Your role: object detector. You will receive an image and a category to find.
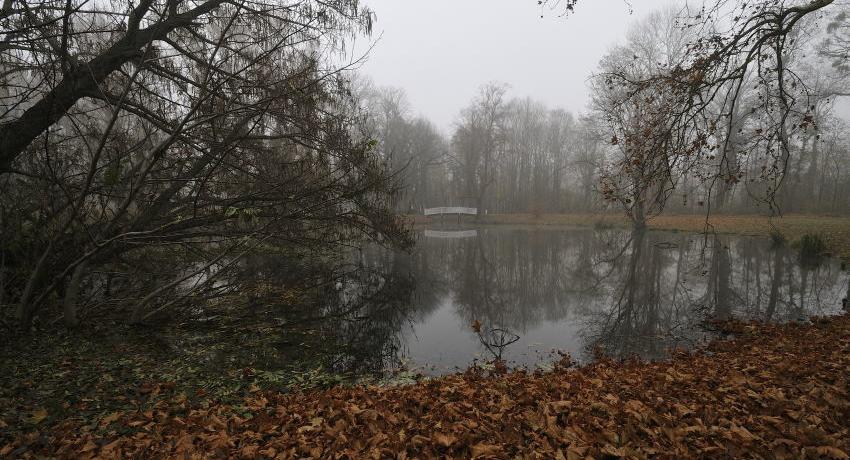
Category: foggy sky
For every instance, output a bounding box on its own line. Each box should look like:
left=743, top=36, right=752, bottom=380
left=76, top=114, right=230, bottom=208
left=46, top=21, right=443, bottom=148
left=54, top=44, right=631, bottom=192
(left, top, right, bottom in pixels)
left=356, top=0, right=675, bottom=132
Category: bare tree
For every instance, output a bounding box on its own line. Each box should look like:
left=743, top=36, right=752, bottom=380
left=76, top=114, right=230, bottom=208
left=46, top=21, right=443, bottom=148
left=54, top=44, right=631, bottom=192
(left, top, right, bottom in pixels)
left=0, top=0, right=411, bottom=330
left=452, top=83, right=508, bottom=214
left=591, top=7, right=705, bottom=228
left=355, top=81, right=449, bottom=212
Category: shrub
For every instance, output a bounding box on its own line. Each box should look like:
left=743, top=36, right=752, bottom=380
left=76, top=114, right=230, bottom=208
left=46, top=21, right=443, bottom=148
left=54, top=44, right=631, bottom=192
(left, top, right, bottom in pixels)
left=797, top=233, right=827, bottom=269
left=769, top=229, right=787, bottom=248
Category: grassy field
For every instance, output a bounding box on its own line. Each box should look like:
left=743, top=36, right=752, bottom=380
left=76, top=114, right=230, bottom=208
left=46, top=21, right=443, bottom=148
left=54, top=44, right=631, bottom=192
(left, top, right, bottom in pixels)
left=411, top=213, right=850, bottom=262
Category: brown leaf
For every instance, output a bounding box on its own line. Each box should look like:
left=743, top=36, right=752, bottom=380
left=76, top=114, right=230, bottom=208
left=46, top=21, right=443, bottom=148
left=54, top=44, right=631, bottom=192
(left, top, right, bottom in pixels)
left=729, top=423, right=758, bottom=442
left=258, top=447, right=277, bottom=457
left=100, top=412, right=121, bottom=427
left=0, top=444, right=14, bottom=456
left=434, top=432, right=457, bottom=447
left=624, top=399, right=646, bottom=420
left=566, top=446, right=589, bottom=460
left=410, top=435, right=430, bottom=447
left=79, top=441, right=98, bottom=453
left=100, top=438, right=122, bottom=456
left=812, top=446, right=849, bottom=460
left=470, top=443, right=501, bottom=458
left=550, top=400, right=571, bottom=413
left=602, top=444, right=627, bottom=457
left=28, top=408, right=48, bottom=424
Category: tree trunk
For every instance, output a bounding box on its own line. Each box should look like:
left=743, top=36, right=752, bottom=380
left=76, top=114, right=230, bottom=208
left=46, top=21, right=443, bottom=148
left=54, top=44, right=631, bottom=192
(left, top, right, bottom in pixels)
left=765, top=251, right=785, bottom=321
left=17, top=246, right=53, bottom=330
left=632, top=198, right=647, bottom=229
left=63, top=260, right=88, bottom=328
left=714, top=237, right=732, bottom=320
left=0, top=0, right=228, bottom=172
left=0, top=250, right=5, bottom=310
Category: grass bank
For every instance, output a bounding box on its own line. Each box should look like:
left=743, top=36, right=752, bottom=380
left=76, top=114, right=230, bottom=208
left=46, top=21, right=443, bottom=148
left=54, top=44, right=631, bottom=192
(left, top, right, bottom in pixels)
left=413, top=213, right=850, bottom=262
left=4, top=314, right=850, bottom=458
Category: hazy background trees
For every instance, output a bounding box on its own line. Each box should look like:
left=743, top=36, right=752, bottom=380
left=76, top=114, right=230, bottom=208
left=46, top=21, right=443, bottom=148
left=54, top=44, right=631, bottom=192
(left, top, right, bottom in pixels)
left=375, top=83, right=605, bottom=215
left=379, top=1, right=850, bottom=218
left=354, top=79, right=450, bottom=212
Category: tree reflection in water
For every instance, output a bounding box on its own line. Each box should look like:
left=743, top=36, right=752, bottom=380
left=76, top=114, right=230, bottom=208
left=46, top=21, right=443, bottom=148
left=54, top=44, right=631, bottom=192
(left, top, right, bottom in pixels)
left=352, top=227, right=848, bottom=374
left=189, top=228, right=848, bottom=379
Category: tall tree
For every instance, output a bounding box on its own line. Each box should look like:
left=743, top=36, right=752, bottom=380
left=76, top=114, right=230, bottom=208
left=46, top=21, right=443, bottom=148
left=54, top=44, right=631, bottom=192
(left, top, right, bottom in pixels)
left=591, top=7, right=703, bottom=228
left=452, top=83, right=508, bottom=214
left=0, top=0, right=410, bottom=329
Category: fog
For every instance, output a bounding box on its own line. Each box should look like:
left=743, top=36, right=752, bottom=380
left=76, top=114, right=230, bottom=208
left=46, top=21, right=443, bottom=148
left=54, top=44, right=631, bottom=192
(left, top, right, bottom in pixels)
left=2, top=0, right=849, bottom=369
left=3, top=2, right=850, bottom=455
left=358, top=0, right=674, bottom=132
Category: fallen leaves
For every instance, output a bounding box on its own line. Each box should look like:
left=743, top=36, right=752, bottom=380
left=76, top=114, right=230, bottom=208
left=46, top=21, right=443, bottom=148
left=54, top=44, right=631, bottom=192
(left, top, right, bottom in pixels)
left=4, top=314, right=850, bottom=459
left=99, top=412, right=121, bottom=428
left=811, top=445, right=850, bottom=460
left=26, top=409, right=47, bottom=425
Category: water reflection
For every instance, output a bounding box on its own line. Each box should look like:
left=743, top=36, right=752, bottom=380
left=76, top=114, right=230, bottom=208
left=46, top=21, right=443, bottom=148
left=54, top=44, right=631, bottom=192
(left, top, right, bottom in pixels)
left=352, top=227, right=848, bottom=375
left=181, top=227, right=848, bottom=379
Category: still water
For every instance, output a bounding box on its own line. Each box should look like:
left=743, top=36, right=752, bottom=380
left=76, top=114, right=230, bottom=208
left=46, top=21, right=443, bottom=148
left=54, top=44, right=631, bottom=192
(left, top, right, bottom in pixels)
left=347, top=226, right=849, bottom=376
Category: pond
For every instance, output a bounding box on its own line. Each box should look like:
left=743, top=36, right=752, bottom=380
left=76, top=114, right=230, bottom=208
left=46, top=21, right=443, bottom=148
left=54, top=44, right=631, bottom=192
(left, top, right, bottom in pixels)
left=169, top=225, right=849, bottom=382
left=346, top=226, right=849, bottom=376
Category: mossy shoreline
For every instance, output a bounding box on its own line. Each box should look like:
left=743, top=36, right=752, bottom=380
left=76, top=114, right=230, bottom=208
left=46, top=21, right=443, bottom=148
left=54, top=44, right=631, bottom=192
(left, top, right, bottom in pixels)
left=5, top=314, right=850, bottom=458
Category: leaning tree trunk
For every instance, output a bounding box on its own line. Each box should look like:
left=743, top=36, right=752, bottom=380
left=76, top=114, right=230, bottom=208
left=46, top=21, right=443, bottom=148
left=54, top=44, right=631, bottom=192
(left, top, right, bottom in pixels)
left=17, top=245, right=53, bottom=330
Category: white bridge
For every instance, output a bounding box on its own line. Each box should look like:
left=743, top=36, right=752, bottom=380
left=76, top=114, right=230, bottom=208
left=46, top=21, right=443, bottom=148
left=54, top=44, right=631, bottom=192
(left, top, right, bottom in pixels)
left=423, top=229, right=478, bottom=239
left=423, top=207, right=478, bottom=216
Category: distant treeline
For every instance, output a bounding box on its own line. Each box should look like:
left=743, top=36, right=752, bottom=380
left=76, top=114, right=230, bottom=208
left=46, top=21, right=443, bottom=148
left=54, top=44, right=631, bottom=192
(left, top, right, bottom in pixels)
left=361, top=5, right=850, bottom=219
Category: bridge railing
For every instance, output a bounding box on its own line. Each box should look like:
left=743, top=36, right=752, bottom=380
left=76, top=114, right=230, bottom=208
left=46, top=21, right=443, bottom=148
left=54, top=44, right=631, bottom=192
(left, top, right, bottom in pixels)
left=423, top=207, right=478, bottom=216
